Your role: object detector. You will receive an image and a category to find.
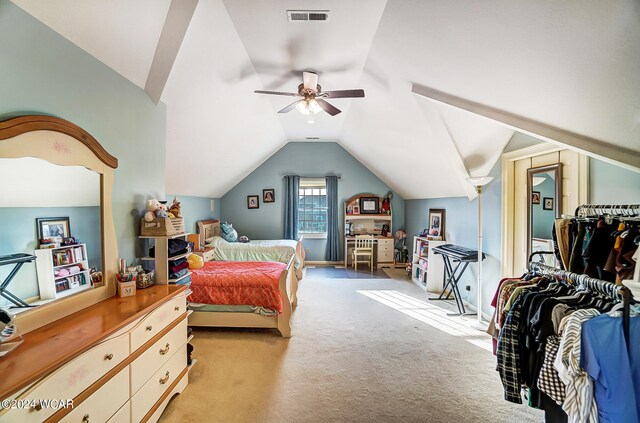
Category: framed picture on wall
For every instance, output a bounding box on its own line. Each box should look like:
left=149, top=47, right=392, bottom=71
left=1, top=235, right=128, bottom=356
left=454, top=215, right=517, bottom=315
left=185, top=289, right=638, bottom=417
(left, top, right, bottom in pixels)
left=359, top=196, right=380, bottom=214
left=532, top=191, right=541, bottom=204
left=543, top=197, right=554, bottom=210
left=428, top=209, right=445, bottom=239
left=263, top=189, right=275, bottom=203
left=247, top=195, right=259, bottom=209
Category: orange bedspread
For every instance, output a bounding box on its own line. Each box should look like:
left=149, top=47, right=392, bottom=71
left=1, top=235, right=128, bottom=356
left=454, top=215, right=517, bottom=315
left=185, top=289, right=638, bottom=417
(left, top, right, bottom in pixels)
left=188, top=261, right=287, bottom=313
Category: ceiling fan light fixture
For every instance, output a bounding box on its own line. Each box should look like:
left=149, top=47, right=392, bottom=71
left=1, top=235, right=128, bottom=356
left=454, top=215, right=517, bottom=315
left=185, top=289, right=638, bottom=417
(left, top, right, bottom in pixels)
left=295, top=99, right=322, bottom=115
left=308, top=99, right=322, bottom=114
left=296, top=100, right=311, bottom=115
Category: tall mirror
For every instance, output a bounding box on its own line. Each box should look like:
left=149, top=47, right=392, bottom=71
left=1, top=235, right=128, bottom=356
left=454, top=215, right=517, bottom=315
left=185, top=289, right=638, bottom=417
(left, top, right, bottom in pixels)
left=527, top=163, right=562, bottom=266
left=0, top=115, right=118, bottom=333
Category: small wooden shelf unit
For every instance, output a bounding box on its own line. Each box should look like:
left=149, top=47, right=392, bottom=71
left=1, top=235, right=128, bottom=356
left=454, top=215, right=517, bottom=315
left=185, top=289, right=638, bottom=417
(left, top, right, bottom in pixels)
left=139, top=233, right=192, bottom=284
left=411, top=236, right=445, bottom=292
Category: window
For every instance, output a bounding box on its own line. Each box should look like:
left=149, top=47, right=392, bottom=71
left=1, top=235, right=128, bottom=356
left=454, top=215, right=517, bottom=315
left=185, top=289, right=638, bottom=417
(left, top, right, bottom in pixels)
left=298, top=178, right=327, bottom=238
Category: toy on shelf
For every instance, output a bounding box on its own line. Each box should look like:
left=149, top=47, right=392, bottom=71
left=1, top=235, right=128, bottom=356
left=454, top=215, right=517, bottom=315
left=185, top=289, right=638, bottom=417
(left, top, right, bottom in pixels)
left=169, top=197, right=182, bottom=218
left=144, top=199, right=160, bottom=222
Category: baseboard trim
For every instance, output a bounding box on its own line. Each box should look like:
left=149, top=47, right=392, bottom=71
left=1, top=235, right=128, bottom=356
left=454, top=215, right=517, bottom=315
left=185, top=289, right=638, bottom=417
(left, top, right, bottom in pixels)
left=305, top=261, right=344, bottom=267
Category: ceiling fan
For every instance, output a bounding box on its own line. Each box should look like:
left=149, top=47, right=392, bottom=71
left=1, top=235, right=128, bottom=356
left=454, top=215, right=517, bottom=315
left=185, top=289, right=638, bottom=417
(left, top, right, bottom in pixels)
left=254, top=71, right=364, bottom=116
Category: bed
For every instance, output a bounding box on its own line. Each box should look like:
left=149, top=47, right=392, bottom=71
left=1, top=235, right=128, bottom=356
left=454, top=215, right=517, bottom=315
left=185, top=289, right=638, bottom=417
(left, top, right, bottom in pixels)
left=187, top=255, right=296, bottom=337
left=197, top=219, right=305, bottom=282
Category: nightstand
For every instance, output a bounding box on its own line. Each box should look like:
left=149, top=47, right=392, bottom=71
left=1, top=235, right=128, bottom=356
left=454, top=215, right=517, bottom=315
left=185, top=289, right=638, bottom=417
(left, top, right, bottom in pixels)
left=193, top=247, right=215, bottom=262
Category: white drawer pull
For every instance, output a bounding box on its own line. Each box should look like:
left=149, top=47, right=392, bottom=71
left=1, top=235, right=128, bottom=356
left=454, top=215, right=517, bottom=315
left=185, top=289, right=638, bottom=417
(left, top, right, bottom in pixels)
left=159, top=343, right=170, bottom=355
left=83, top=414, right=90, bottom=423
left=146, top=325, right=153, bottom=331
left=159, top=371, right=170, bottom=385
left=104, top=353, right=114, bottom=361
left=174, top=306, right=180, bottom=311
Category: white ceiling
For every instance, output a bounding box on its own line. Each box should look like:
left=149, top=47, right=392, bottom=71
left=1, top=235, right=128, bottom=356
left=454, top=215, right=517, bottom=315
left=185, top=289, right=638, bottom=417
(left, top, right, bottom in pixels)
left=0, top=157, right=100, bottom=207
left=11, top=0, right=640, bottom=199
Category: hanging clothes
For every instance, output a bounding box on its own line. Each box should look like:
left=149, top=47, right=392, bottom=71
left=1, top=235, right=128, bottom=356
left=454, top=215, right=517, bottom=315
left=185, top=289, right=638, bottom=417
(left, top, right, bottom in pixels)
left=492, top=267, right=638, bottom=423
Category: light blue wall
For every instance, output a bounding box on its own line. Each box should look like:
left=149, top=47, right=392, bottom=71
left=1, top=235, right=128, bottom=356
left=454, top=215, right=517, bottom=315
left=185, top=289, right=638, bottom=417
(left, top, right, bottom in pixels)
left=589, top=158, right=640, bottom=203
left=405, top=160, right=502, bottom=317
left=0, top=207, right=101, bottom=307
left=0, top=1, right=167, bottom=264
left=531, top=177, right=556, bottom=239
left=220, top=142, right=405, bottom=261
left=165, top=195, right=221, bottom=235
left=405, top=134, right=640, bottom=317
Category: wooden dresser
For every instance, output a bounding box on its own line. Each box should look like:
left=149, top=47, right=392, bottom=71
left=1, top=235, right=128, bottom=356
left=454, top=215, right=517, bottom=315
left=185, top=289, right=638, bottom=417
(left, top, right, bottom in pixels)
left=0, top=285, right=189, bottom=423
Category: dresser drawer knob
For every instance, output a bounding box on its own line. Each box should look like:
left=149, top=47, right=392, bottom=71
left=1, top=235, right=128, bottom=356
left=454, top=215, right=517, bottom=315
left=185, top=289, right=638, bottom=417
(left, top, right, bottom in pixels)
left=159, top=371, right=170, bottom=385
left=30, top=402, right=42, bottom=412
left=104, top=353, right=114, bottom=361
left=174, top=306, right=180, bottom=311
left=146, top=325, right=153, bottom=331
left=82, top=414, right=90, bottom=423
left=159, top=343, right=170, bottom=355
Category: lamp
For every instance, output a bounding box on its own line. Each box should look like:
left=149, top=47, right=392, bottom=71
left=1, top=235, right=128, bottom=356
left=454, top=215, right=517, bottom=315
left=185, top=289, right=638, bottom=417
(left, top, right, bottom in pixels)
left=296, top=98, right=322, bottom=115
left=466, top=176, right=493, bottom=328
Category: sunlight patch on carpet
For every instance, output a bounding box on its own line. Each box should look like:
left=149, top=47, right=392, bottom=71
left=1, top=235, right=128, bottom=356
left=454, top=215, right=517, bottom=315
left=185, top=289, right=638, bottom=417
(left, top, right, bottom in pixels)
left=358, top=290, right=493, bottom=352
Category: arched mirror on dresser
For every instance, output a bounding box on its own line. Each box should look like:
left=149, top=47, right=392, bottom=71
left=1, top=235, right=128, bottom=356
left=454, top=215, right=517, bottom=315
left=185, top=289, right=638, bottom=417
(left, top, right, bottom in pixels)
left=0, top=115, right=118, bottom=333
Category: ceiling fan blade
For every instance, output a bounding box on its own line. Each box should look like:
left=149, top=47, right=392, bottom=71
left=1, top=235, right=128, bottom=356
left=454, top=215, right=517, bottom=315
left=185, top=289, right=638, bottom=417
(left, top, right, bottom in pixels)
left=316, top=99, right=341, bottom=116
left=278, top=100, right=301, bottom=114
left=322, top=89, right=365, bottom=98
left=303, top=71, right=319, bottom=91
left=254, top=90, right=300, bottom=97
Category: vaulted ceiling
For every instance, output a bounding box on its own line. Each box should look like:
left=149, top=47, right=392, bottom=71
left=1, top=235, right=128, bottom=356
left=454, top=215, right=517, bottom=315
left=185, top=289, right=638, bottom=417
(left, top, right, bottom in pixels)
left=11, top=0, right=640, bottom=199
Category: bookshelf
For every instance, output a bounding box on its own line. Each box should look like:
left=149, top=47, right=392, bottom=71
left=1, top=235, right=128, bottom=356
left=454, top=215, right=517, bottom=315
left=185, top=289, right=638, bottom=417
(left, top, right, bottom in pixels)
left=139, top=233, right=191, bottom=284
left=411, top=237, right=445, bottom=292
left=35, top=244, right=92, bottom=300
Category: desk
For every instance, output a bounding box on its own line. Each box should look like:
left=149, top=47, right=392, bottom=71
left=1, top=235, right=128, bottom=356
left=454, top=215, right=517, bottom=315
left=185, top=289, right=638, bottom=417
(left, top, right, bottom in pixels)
left=344, top=236, right=394, bottom=268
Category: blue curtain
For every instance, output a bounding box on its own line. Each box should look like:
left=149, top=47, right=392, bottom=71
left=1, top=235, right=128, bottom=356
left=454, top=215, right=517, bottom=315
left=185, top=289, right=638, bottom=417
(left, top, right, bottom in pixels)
left=283, top=175, right=300, bottom=239
left=325, top=175, right=340, bottom=261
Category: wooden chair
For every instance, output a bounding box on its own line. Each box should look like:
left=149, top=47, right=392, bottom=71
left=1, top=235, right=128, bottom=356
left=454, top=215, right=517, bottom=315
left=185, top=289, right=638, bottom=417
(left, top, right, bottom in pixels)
left=352, top=235, right=375, bottom=273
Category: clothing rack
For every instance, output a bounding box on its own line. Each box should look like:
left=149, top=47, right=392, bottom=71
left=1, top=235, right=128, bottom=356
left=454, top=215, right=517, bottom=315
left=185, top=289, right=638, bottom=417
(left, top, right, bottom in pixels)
left=529, top=260, right=633, bottom=347
left=575, top=204, right=640, bottom=218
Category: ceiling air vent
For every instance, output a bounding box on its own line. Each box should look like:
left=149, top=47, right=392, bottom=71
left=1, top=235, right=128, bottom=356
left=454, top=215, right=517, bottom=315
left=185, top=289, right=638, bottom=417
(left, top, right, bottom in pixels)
left=287, top=10, right=329, bottom=22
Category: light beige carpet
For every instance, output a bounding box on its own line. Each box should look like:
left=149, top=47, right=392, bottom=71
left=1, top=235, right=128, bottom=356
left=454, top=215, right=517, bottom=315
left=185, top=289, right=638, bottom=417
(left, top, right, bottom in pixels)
left=161, top=269, right=542, bottom=423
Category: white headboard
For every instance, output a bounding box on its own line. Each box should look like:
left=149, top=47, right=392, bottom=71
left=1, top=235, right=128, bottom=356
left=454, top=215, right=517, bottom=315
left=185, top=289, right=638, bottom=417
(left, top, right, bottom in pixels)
left=197, top=219, right=221, bottom=248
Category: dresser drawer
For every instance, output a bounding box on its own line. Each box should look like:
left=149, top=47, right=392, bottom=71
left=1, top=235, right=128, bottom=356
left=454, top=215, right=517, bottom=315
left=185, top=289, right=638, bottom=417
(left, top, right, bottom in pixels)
left=377, top=238, right=393, bottom=248
left=107, top=401, right=130, bottom=423
left=378, top=251, right=394, bottom=262
left=60, top=367, right=129, bottom=423
left=131, top=295, right=186, bottom=352
left=130, top=318, right=187, bottom=395
left=131, top=344, right=187, bottom=423
left=3, top=333, right=128, bottom=423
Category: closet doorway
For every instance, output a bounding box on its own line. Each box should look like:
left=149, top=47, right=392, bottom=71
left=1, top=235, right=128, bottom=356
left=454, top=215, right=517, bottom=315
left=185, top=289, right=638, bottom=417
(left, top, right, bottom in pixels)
left=501, top=144, right=589, bottom=277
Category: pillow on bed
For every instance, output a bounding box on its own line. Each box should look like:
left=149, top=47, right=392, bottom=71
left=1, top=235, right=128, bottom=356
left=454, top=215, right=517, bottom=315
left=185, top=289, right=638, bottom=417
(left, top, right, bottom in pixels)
left=220, top=221, right=238, bottom=242
left=204, top=237, right=215, bottom=245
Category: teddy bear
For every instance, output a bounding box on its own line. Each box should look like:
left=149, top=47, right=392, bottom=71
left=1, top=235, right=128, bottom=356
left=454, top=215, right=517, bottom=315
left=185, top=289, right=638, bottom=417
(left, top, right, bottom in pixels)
left=144, top=199, right=161, bottom=222
left=168, top=197, right=182, bottom=219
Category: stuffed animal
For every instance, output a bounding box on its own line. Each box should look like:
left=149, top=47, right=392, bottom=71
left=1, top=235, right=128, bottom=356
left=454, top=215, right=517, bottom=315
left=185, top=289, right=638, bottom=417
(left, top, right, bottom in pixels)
left=169, top=197, right=182, bottom=219
left=155, top=202, right=168, bottom=218
left=187, top=253, right=204, bottom=269
left=145, top=199, right=161, bottom=222
left=381, top=197, right=391, bottom=215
